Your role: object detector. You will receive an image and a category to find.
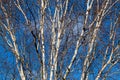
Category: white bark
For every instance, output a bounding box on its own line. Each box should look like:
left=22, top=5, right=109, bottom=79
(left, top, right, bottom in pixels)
left=49, top=5, right=57, bottom=80
left=16, top=59, right=25, bottom=80
left=63, top=40, right=80, bottom=79
left=0, top=3, right=25, bottom=80
left=81, top=0, right=110, bottom=80
left=54, top=4, right=61, bottom=80
left=40, top=0, right=47, bottom=80
left=14, top=0, right=29, bottom=24
left=95, top=11, right=119, bottom=80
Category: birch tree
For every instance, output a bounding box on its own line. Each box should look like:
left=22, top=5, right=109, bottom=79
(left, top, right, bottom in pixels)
left=0, top=0, right=120, bottom=80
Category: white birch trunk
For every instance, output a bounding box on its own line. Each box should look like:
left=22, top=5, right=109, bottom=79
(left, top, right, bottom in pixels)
left=95, top=10, right=119, bottom=80
left=40, top=0, right=47, bottom=80
left=81, top=0, right=110, bottom=79
left=0, top=3, right=26, bottom=80
left=49, top=7, right=57, bottom=80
